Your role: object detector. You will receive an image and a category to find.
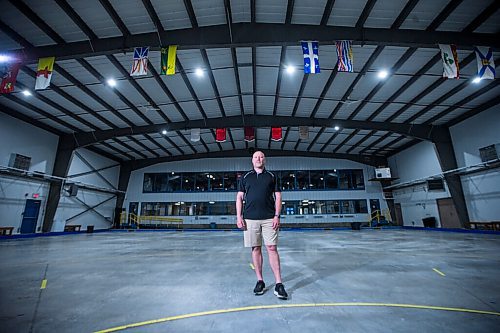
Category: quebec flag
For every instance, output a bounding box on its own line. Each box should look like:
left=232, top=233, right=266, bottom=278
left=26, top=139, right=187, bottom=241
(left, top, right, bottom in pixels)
left=301, top=41, right=320, bottom=74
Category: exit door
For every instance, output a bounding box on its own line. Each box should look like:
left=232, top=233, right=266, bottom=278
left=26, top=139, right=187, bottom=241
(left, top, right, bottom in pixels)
left=20, top=199, right=41, bottom=234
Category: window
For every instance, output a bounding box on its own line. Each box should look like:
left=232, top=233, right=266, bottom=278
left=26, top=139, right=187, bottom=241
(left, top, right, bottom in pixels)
left=143, top=169, right=364, bottom=193
left=326, top=200, right=341, bottom=214
left=296, top=170, right=309, bottom=190
left=309, top=170, right=325, bottom=190
left=351, top=170, right=365, bottom=189
left=195, top=173, right=210, bottom=191
left=281, top=171, right=295, bottom=190
left=325, top=170, right=339, bottom=189
left=211, top=172, right=225, bottom=191
left=168, top=172, right=181, bottom=191
left=182, top=173, right=196, bottom=191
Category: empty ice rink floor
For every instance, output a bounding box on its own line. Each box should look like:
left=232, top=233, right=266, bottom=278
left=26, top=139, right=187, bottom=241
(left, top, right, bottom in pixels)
left=1, top=228, right=500, bottom=332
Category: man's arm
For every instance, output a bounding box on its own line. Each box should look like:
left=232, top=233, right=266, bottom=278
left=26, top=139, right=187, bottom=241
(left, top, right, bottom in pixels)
left=236, top=191, right=246, bottom=230
left=273, top=191, right=282, bottom=230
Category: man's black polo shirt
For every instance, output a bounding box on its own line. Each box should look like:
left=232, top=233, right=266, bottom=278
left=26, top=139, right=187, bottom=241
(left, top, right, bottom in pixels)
left=238, top=169, right=281, bottom=220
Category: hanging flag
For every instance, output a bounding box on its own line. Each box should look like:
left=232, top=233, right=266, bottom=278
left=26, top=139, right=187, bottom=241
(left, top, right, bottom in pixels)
left=271, top=127, right=282, bottom=141
left=438, top=44, right=459, bottom=79
left=0, top=62, right=21, bottom=94
left=190, top=128, right=200, bottom=142
left=161, top=45, right=177, bottom=75
left=216, top=128, right=226, bottom=142
left=35, top=57, right=55, bottom=90
left=130, top=47, right=149, bottom=76
left=299, top=126, right=309, bottom=140
left=335, top=41, right=353, bottom=72
left=244, top=127, right=255, bottom=142
left=301, top=41, right=320, bottom=74
left=474, top=46, right=495, bottom=80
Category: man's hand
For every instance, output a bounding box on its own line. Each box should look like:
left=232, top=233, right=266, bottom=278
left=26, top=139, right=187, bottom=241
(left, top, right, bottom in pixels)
left=272, top=216, right=280, bottom=230
left=237, top=216, right=246, bottom=230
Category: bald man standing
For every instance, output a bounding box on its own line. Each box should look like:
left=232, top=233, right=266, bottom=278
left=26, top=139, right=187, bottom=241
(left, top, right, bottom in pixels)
left=236, top=150, right=288, bottom=299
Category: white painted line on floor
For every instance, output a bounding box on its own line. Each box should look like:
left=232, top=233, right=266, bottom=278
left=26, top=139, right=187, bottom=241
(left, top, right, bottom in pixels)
left=433, top=268, right=446, bottom=276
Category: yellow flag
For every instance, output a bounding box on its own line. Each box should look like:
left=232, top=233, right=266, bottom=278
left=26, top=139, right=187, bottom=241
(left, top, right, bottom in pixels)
left=167, top=45, right=177, bottom=75
left=35, top=57, right=55, bottom=90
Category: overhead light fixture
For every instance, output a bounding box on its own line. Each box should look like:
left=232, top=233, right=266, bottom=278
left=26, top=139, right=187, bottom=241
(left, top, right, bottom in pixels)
left=378, top=70, right=389, bottom=79
left=472, top=77, right=481, bottom=84
left=195, top=68, right=204, bottom=77
left=0, top=54, right=12, bottom=63
left=107, top=78, right=117, bottom=87
left=22, top=90, right=32, bottom=96
left=334, top=126, right=340, bottom=131
left=286, top=65, right=295, bottom=74
left=161, top=129, right=167, bottom=135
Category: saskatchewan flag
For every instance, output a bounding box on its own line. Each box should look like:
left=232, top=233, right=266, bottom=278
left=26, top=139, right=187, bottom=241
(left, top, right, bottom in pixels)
left=161, top=45, right=177, bottom=75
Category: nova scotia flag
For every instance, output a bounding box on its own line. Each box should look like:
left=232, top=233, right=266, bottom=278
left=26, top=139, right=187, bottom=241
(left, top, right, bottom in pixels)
left=302, top=41, right=320, bottom=74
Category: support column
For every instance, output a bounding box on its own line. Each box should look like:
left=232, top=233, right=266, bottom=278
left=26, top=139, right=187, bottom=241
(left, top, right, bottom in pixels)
left=113, top=162, right=132, bottom=228
left=433, top=127, right=470, bottom=228
left=42, top=139, right=74, bottom=232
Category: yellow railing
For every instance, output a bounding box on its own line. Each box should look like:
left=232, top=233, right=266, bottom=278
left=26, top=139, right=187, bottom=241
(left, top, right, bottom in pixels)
left=119, top=212, right=183, bottom=229
left=369, top=209, right=392, bottom=226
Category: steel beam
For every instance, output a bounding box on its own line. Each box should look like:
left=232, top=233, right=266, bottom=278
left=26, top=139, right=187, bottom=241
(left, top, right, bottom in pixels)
left=5, top=23, right=499, bottom=62
left=113, top=162, right=132, bottom=228
left=433, top=127, right=470, bottom=228
left=64, top=116, right=440, bottom=148
left=42, top=139, right=74, bottom=232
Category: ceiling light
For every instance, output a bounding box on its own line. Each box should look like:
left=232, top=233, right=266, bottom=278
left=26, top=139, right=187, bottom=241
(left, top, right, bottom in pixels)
left=0, top=54, right=12, bottom=63
left=195, top=68, right=203, bottom=77
left=22, top=90, right=31, bottom=96
left=107, top=78, right=117, bottom=87
left=472, top=77, right=481, bottom=84
left=334, top=126, right=340, bottom=131
left=378, top=70, right=389, bottom=79
left=286, top=65, right=295, bottom=74
left=161, top=129, right=167, bottom=135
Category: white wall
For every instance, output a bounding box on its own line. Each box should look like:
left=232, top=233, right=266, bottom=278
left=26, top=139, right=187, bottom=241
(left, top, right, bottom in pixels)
left=53, top=148, right=120, bottom=231
left=449, top=106, right=500, bottom=221
left=124, top=156, right=388, bottom=224
left=0, top=113, right=58, bottom=232
left=389, top=141, right=450, bottom=227
left=389, top=106, right=500, bottom=226
left=0, top=113, right=120, bottom=233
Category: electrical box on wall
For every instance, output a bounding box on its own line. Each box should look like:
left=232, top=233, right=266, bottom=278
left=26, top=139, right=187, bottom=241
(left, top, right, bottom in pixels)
left=375, top=167, right=392, bottom=179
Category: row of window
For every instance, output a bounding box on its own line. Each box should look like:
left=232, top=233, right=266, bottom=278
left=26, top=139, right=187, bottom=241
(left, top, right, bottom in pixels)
left=140, top=199, right=369, bottom=216
left=143, top=169, right=365, bottom=193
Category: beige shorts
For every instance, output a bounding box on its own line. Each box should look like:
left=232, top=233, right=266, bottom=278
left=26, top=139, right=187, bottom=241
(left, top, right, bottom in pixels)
left=244, top=219, right=278, bottom=247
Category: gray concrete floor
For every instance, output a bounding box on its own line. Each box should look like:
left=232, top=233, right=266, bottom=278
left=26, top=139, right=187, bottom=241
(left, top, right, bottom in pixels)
left=1, top=229, right=500, bottom=333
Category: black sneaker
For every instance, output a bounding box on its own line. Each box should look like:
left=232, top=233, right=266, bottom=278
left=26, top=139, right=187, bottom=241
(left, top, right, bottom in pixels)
left=274, top=283, right=288, bottom=300
left=253, top=280, right=265, bottom=295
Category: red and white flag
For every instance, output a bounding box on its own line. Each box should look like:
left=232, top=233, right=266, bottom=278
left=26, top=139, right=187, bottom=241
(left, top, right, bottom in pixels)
left=244, top=127, right=255, bottom=142
left=271, top=127, right=282, bottom=141
left=0, top=62, right=20, bottom=94
left=216, top=128, right=226, bottom=142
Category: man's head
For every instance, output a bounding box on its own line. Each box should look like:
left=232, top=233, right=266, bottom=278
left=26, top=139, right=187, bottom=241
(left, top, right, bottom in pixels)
left=252, top=150, right=266, bottom=169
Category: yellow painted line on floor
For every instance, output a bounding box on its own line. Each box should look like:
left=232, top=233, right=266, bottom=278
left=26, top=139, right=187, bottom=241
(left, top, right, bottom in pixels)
left=94, top=302, right=500, bottom=333
left=40, top=279, right=47, bottom=289
left=249, top=263, right=255, bottom=270
left=433, top=268, right=446, bottom=276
